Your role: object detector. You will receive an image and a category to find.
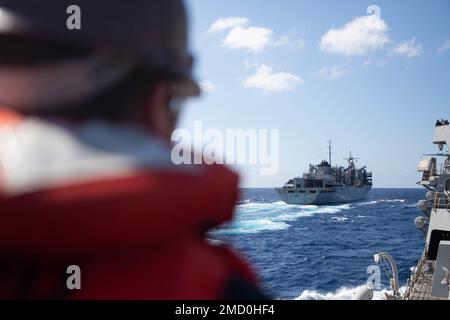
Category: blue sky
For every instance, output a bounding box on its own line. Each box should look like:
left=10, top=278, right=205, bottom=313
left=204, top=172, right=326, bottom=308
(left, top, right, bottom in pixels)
left=178, top=0, right=450, bottom=188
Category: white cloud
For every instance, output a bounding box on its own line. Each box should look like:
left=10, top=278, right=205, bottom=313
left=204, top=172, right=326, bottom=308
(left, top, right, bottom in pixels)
left=313, top=65, right=353, bottom=80
left=361, top=59, right=388, bottom=68
left=242, top=64, right=303, bottom=92
left=362, top=59, right=389, bottom=68
left=223, top=26, right=273, bottom=53
left=199, top=80, right=216, bottom=93
left=208, top=17, right=305, bottom=53
left=319, top=14, right=390, bottom=56
left=272, top=35, right=306, bottom=50
left=312, top=67, right=328, bottom=78
left=438, top=39, right=450, bottom=53
left=390, top=38, right=423, bottom=58
left=207, top=17, right=249, bottom=33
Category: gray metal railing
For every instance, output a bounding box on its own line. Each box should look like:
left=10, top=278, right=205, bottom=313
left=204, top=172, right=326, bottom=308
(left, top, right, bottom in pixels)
left=433, top=192, right=450, bottom=210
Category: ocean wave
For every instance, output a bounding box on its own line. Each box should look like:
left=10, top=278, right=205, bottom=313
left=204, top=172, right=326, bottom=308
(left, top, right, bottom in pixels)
left=294, top=284, right=407, bottom=300
left=358, top=200, right=378, bottom=206
left=315, top=204, right=351, bottom=214
left=215, top=219, right=290, bottom=234
left=216, top=202, right=352, bottom=234
left=236, top=201, right=316, bottom=210
left=331, top=216, right=349, bottom=222
left=226, top=188, right=423, bottom=300
left=359, top=199, right=406, bottom=206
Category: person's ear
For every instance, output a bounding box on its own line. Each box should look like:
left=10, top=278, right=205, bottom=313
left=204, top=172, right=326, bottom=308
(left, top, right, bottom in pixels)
left=142, top=81, right=173, bottom=141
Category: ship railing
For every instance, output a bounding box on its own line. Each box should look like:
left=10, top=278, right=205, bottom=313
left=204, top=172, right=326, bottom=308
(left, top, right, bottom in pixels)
left=404, top=249, right=428, bottom=300
left=433, top=192, right=450, bottom=210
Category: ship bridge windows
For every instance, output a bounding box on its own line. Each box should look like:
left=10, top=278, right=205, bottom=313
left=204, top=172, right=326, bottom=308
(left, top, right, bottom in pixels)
left=304, top=179, right=324, bottom=188
left=445, top=178, right=450, bottom=192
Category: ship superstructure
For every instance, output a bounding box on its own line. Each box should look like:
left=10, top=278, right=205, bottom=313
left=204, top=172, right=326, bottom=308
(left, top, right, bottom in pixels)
left=276, top=143, right=372, bottom=205
left=357, top=119, right=450, bottom=300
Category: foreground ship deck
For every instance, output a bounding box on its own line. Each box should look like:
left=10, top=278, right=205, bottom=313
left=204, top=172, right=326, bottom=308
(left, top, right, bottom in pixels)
left=404, top=251, right=448, bottom=300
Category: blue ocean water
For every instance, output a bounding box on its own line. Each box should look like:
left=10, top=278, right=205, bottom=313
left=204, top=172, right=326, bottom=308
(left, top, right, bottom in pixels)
left=212, top=188, right=427, bottom=300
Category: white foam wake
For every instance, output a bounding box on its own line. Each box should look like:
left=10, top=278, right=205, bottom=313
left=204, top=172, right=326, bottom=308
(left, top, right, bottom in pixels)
left=331, top=216, right=349, bottom=222
left=294, top=284, right=407, bottom=300
left=215, top=202, right=352, bottom=234
left=358, top=199, right=406, bottom=206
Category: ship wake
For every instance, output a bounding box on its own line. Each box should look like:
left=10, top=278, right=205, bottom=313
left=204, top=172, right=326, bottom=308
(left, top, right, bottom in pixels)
left=294, top=284, right=407, bottom=300
left=215, top=201, right=352, bottom=234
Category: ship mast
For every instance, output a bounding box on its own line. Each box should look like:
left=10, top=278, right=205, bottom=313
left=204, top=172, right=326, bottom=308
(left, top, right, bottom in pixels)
left=328, top=140, right=332, bottom=166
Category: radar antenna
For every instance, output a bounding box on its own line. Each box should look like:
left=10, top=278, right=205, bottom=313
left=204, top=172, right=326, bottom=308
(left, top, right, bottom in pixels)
left=343, top=151, right=359, bottom=164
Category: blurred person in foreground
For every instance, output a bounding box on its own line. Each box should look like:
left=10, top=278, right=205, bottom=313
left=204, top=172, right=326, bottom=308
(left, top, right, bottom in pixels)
left=0, top=0, right=267, bottom=299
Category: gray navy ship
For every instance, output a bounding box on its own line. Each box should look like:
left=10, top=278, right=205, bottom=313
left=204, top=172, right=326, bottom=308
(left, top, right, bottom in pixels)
left=276, top=143, right=372, bottom=205
left=353, top=119, right=450, bottom=300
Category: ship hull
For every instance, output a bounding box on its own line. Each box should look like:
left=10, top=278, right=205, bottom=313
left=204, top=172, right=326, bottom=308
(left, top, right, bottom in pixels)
left=277, top=185, right=372, bottom=205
